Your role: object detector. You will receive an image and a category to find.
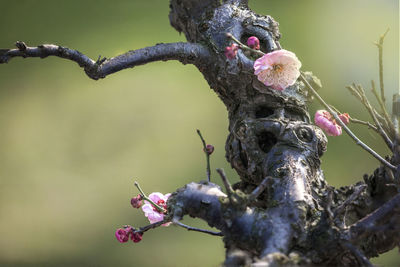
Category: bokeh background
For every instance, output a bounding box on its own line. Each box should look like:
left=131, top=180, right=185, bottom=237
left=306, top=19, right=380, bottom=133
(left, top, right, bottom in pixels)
left=0, top=0, right=398, bottom=266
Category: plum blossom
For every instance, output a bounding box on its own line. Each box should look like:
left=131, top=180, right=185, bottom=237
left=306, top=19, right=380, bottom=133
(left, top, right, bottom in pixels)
left=131, top=232, right=143, bottom=243
left=247, top=36, right=260, bottom=50
left=130, top=194, right=143, bottom=209
left=314, top=110, right=342, bottom=136
left=141, top=192, right=171, bottom=226
left=115, top=227, right=131, bottom=243
left=224, top=43, right=238, bottom=59
left=115, top=226, right=144, bottom=243
left=254, top=49, right=301, bottom=91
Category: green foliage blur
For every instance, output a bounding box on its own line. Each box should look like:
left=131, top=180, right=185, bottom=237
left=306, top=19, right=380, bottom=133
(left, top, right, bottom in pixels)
left=0, top=0, right=398, bottom=266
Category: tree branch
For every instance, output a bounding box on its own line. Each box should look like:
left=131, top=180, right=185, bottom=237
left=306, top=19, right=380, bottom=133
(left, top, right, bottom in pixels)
left=346, top=193, right=400, bottom=252
left=341, top=242, right=374, bottom=267
left=333, top=184, right=367, bottom=219
left=0, top=41, right=211, bottom=80
left=173, top=221, right=223, bottom=236
left=301, top=74, right=396, bottom=170
left=374, top=28, right=390, bottom=105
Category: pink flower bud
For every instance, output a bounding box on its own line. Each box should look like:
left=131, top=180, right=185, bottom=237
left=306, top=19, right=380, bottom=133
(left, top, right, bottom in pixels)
left=115, top=228, right=130, bottom=243
left=314, top=110, right=342, bottom=136
left=224, top=44, right=239, bottom=59
left=247, top=36, right=260, bottom=50
left=204, top=144, right=214, bottom=155
left=131, top=232, right=143, bottom=243
left=131, top=194, right=143, bottom=209
left=339, top=113, right=350, bottom=125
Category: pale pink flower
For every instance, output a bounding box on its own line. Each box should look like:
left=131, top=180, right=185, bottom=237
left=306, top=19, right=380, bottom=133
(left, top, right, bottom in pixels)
left=141, top=192, right=171, bottom=226
left=254, top=49, right=301, bottom=91
left=314, top=110, right=342, bottom=136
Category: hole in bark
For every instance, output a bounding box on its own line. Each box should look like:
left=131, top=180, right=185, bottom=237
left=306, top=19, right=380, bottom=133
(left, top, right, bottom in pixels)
left=257, top=131, right=277, bottom=153
left=284, top=107, right=303, bottom=121
left=255, top=106, right=274, bottom=118
left=296, top=127, right=313, bottom=143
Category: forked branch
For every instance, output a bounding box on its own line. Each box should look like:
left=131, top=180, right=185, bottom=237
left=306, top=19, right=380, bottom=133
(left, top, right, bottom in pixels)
left=0, top=42, right=211, bottom=80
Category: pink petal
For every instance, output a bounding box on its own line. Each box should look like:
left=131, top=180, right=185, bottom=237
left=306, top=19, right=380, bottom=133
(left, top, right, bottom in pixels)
left=148, top=192, right=164, bottom=203
left=253, top=49, right=301, bottom=91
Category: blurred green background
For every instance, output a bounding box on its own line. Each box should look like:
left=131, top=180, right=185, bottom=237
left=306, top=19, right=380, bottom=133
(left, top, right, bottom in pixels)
left=0, top=0, right=398, bottom=266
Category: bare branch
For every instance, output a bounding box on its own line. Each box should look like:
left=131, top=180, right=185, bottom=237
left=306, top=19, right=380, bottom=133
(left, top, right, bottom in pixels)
left=346, top=83, right=394, bottom=149
left=333, top=184, right=367, bottom=219
left=197, top=129, right=212, bottom=182
left=134, top=220, right=169, bottom=234
left=374, top=28, right=390, bottom=105
left=346, top=193, right=400, bottom=244
left=173, top=221, right=223, bottom=236
left=371, top=80, right=395, bottom=134
left=330, top=104, right=379, bottom=133
left=216, top=168, right=234, bottom=203
left=341, top=242, right=374, bottom=267
left=300, top=74, right=396, bottom=170
left=248, top=176, right=275, bottom=202
left=349, top=118, right=379, bottom=132
left=0, top=41, right=211, bottom=80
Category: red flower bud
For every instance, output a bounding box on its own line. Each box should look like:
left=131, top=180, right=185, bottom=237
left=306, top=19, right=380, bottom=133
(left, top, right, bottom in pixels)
left=204, top=144, right=214, bottom=155
left=131, top=232, right=143, bottom=243
left=131, top=194, right=143, bottom=209
left=115, top=228, right=130, bottom=243
left=247, top=36, right=260, bottom=50
left=224, top=44, right=238, bottom=59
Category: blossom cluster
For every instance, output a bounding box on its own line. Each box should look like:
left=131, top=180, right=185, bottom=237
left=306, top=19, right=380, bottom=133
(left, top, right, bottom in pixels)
left=115, top=191, right=171, bottom=244
left=115, top=226, right=143, bottom=243
left=224, top=36, right=301, bottom=91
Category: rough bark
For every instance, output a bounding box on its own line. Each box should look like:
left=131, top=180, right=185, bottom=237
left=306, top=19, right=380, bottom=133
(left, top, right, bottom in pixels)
left=1, top=0, right=399, bottom=266
left=166, top=1, right=400, bottom=265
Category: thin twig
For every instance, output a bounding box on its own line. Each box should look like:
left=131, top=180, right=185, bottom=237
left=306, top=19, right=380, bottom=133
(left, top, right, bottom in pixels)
left=357, top=83, right=393, bottom=149
left=333, top=184, right=367, bottom=219
left=374, top=28, right=390, bottom=105
left=300, top=74, right=396, bottom=170
left=216, top=168, right=234, bottom=203
left=134, top=220, right=169, bottom=234
left=134, top=181, right=166, bottom=213
left=371, top=80, right=395, bottom=134
left=174, top=221, right=223, bottom=236
left=345, top=85, right=363, bottom=102
left=0, top=41, right=211, bottom=80
left=248, top=176, right=274, bottom=202
left=346, top=84, right=393, bottom=149
left=342, top=242, right=374, bottom=267
left=226, top=33, right=264, bottom=56
left=197, top=129, right=211, bottom=182
left=329, top=104, right=379, bottom=132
